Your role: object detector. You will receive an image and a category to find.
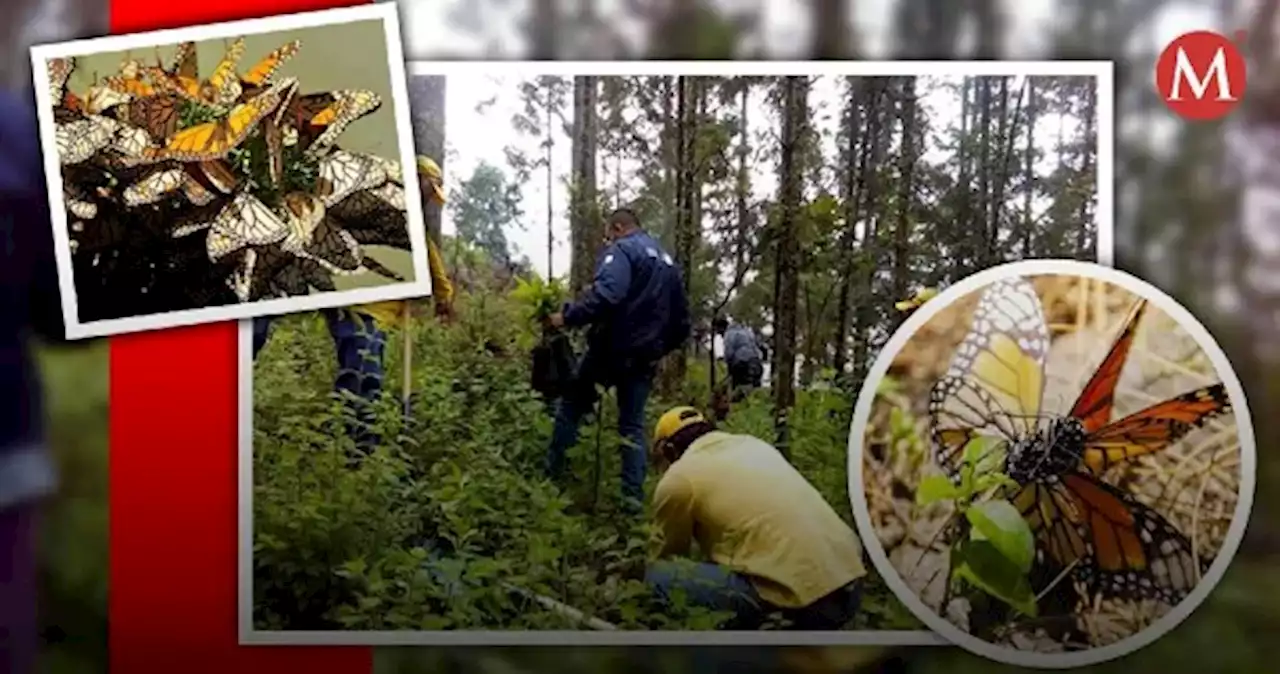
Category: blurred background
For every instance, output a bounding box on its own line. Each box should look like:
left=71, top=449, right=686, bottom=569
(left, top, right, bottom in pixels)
left=6, top=0, right=1280, bottom=672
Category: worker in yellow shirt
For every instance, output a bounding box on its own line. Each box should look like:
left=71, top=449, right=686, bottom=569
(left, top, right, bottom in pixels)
left=252, top=156, right=455, bottom=447
left=645, top=407, right=867, bottom=630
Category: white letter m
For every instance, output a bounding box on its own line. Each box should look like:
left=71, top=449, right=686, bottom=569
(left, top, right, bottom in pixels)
left=1170, top=46, right=1236, bottom=101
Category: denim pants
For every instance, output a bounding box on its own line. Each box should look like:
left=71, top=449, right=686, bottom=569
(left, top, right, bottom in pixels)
left=0, top=503, right=37, bottom=674
left=544, top=353, right=652, bottom=508
left=253, top=311, right=387, bottom=447
left=645, top=560, right=862, bottom=630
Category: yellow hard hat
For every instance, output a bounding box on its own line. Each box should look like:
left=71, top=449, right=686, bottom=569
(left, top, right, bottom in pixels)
left=653, top=406, right=708, bottom=455
left=416, top=155, right=447, bottom=205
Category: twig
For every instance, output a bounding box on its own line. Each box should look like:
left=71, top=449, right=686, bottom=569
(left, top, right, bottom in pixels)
left=501, top=582, right=618, bottom=630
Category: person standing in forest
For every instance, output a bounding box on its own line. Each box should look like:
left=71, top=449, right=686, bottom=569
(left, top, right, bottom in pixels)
left=252, top=156, right=455, bottom=448
left=713, top=316, right=764, bottom=398
left=544, top=208, right=690, bottom=513
left=644, top=407, right=866, bottom=629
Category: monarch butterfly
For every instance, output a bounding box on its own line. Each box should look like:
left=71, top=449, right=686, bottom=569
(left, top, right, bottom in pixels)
left=102, top=57, right=157, bottom=98
left=274, top=87, right=382, bottom=156
left=149, top=37, right=246, bottom=109
left=238, top=39, right=301, bottom=95
left=202, top=191, right=293, bottom=261
left=115, top=93, right=182, bottom=143
left=314, top=149, right=390, bottom=207
left=47, top=57, right=76, bottom=109
left=66, top=193, right=98, bottom=220
left=330, top=183, right=410, bottom=249
left=275, top=192, right=364, bottom=274
left=55, top=115, right=120, bottom=166
left=928, top=276, right=1232, bottom=606
left=122, top=166, right=187, bottom=206
left=83, top=84, right=134, bottom=116
left=116, top=79, right=289, bottom=166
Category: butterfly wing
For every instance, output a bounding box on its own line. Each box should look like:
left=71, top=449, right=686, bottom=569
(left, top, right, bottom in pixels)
left=142, top=80, right=288, bottom=163
left=56, top=116, right=119, bottom=165
left=121, top=94, right=181, bottom=142
left=1016, top=473, right=1200, bottom=605
left=48, top=57, right=76, bottom=108
left=1081, top=383, right=1232, bottom=475
left=205, top=192, right=290, bottom=260
left=123, top=166, right=187, bottom=206
left=929, top=277, right=1051, bottom=476
left=1068, top=300, right=1148, bottom=433
left=315, top=150, right=388, bottom=208
left=206, top=37, right=247, bottom=106
left=240, top=39, right=300, bottom=90
left=285, top=89, right=381, bottom=154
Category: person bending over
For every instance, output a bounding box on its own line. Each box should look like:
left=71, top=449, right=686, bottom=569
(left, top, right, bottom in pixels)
left=645, top=407, right=866, bottom=630
left=544, top=208, right=690, bottom=513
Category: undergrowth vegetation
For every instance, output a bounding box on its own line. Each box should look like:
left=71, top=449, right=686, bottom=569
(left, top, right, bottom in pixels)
left=252, top=291, right=919, bottom=631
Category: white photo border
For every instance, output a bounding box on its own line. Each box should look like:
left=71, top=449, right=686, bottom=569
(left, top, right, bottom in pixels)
left=30, top=3, right=432, bottom=340
left=239, top=60, right=1114, bottom=646
left=845, top=259, right=1256, bottom=668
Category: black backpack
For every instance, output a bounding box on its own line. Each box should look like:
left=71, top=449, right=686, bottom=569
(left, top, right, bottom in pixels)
left=530, top=328, right=576, bottom=402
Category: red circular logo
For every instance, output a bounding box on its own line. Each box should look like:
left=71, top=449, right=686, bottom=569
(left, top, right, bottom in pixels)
left=1155, top=30, right=1248, bottom=121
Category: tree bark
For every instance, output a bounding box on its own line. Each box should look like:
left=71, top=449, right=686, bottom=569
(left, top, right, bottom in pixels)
left=773, top=76, right=809, bottom=456
left=409, top=75, right=447, bottom=249
left=891, top=77, right=918, bottom=320
left=570, top=76, right=600, bottom=294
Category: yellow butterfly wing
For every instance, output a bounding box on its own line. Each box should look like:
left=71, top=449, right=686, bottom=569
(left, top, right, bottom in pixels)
left=928, top=276, right=1050, bottom=476
left=158, top=81, right=288, bottom=162
left=241, top=39, right=300, bottom=88
left=206, top=37, right=247, bottom=106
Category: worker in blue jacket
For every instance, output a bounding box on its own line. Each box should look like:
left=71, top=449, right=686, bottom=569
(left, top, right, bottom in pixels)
left=545, top=208, right=691, bottom=513
left=0, top=86, right=64, bottom=674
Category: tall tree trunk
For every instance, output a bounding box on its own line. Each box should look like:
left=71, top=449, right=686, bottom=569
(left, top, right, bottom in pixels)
left=773, top=76, right=809, bottom=457
left=891, top=77, right=918, bottom=323
left=832, top=78, right=868, bottom=377
left=409, top=75, right=447, bottom=250
left=977, top=78, right=994, bottom=265
left=570, top=76, right=600, bottom=294
left=546, top=90, right=555, bottom=279
left=1076, top=81, right=1097, bottom=256
left=955, top=78, right=974, bottom=278
left=711, top=80, right=755, bottom=398
left=1021, top=78, right=1038, bottom=257
left=851, top=82, right=890, bottom=378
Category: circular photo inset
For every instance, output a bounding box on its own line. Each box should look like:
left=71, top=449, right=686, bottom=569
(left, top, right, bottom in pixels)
left=847, top=260, right=1254, bottom=668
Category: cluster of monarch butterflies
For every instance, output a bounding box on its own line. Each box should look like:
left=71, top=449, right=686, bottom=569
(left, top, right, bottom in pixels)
left=928, top=277, right=1234, bottom=618
left=48, top=37, right=416, bottom=311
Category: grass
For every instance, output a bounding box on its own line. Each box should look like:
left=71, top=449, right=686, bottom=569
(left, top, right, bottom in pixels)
left=36, top=341, right=109, bottom=674
left=251, top=290, right=919, bottom=631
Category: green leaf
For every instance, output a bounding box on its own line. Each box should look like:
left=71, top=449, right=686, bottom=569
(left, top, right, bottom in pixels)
left=962, top=435, right=1006, bottom=476
left=916, top=475, right=960, bottom=505
left=952, top=539, right=1038, bottom=617
left=965, top=499, right=1035, bottom=574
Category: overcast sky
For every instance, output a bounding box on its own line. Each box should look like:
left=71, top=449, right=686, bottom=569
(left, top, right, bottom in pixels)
left=435, top=72, right=1088, bottom=278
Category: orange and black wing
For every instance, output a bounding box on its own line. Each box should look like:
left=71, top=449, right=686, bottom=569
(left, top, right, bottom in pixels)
left=1014, top=472, right=1201, bottom=605
left=240, top=39, right=300, bottom=93
left=1068, top=299, right=1148, bottom=433
left=1081, top=383, right=1231, bottom=475
left=122, top=93, right=182, bottom=143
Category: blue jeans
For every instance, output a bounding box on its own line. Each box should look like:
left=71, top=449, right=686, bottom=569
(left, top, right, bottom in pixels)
left=646, top=559, right=862, bottom=630
left=544, top=352, right=652, bottom=509
left=253, top=311, right=387, bottom=448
